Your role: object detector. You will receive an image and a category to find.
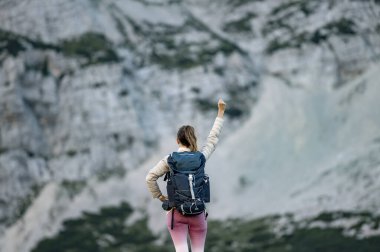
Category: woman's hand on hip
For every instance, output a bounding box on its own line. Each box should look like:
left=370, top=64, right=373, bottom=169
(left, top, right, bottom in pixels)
left=159, top=195, right=168, bottom=202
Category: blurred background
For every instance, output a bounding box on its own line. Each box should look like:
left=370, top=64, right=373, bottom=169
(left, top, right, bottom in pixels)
left=1, top=0, right=380, bottom=251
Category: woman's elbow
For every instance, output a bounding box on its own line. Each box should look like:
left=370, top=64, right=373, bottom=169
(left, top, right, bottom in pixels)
left=145, top=173, right=152, bottom=183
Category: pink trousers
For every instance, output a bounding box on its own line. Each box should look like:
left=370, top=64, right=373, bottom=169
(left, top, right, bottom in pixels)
left=166, top=209, right=207, bottom=252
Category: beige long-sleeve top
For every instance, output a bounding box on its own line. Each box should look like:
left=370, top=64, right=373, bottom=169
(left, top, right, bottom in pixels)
left=145, top=117, right=224, bottom=199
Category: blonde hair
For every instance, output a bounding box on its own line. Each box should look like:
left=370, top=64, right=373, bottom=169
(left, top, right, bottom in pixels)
left=177, top=125, right=198, bottom=152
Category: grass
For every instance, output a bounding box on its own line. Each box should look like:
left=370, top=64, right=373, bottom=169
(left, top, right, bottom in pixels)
left=32, top=202, right=172, bottom=252
left=31, top=206, right=380, bottom=252
left=275, top=227, right=380, bottom=252
left=206, top=212, right=380, bottom=252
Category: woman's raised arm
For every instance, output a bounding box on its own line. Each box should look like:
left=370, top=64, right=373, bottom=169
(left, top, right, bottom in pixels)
left=201, top=98, right=226, bottom=160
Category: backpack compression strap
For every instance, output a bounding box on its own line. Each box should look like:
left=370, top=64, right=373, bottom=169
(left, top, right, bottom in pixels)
left=188, top=174, right=195, bottom=200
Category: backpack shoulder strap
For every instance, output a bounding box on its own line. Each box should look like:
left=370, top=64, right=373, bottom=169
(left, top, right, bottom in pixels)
left=163, top=172, right=170, bottom=181
left=167, top=152, right=176, bottom=172
left=164, top=153, right=174, bottom=181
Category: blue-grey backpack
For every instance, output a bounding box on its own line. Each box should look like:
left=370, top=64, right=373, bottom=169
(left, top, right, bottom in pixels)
left=163, top=151, right=210, bottom=229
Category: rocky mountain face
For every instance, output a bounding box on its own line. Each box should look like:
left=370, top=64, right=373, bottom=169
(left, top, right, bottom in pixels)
left=0, top=0, right=380, bottom=251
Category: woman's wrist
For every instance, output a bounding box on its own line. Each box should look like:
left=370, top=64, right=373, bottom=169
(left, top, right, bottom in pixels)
left=158, top=195, right=167, bottom=202
left=217, top=110, right=225, bottom=118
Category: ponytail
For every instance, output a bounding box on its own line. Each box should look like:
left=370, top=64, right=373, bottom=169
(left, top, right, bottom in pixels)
left=177, top=125, right=198, bottom=152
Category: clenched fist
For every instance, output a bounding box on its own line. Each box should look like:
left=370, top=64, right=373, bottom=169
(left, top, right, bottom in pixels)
left=217, top=98, right=226, bottom=118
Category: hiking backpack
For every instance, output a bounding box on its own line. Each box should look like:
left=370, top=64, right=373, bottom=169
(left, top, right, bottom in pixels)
left=163, top=151, right=210, bottom=228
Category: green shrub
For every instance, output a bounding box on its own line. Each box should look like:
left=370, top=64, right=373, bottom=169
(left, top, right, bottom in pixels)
left=61, top=32, right=120, bottom=65
left=31, top=208, right=380, bottom=252
left=223, top=13, right=256, bottom=33
left=32, top=202, right=172, bottom=252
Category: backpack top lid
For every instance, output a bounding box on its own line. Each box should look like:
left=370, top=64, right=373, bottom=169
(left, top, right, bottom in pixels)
left=167, top=151, right=205, bottom=173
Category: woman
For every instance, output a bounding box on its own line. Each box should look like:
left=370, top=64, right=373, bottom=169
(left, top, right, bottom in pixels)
left=145, top=98, right=226, bottom=252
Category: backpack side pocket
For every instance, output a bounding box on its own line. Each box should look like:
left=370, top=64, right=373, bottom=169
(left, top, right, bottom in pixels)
left=203, top=174, right=210, bottom=203
left=166, top=174, right=176, bottom=208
